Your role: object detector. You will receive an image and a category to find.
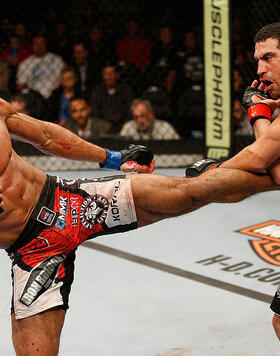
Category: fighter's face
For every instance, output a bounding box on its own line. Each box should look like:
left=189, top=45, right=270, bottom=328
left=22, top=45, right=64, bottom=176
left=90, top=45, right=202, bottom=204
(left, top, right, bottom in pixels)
left=254, top=38, right=280, bottom=99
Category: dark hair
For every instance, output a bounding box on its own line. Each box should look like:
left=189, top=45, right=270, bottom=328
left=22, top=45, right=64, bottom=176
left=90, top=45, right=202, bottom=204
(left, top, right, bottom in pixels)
left=61, top=66, right=77, bottom=77
left=254, top=22, right=280, bottom=48
left=69, top=95, right=88, bottom=105
left=102, top=61, right=119, bottom=72
left=10, top=93, right=27, bottom=103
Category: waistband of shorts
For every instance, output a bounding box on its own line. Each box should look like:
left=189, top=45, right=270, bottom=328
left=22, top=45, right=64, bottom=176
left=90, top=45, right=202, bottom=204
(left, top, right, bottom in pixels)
left=29, top=174, right=58, bottom=221
left=5, top=175, right=58, bottom=255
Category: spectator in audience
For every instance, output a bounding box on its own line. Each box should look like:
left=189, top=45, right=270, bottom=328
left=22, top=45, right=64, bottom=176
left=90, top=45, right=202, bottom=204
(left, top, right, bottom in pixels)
left=0, top=36, right=32, bottom=65
left=9, top=90, right=47, bottom=120
left=70, top=42, right=97, bottom=98
left=232, top=96, right=253, bottom=137
left=87, top=25, right=117, bottom=89
left=64, top=96, right=111, bottom=139
left=0, top=18, right=14, bottom=48
left=116, top=20, right=152, bottom=73
left=47, top=66, right=80, bottom=124
left=91, top=63, right=134, bottom=133
left=14, top=23, right=32, bottom=49
left=117, top=60, right=142, bottom=97
left=141, top=85, right=172, bottom=121
left=174, top=30, right=204, bottom=96
left=88, top=25, right=116, bottom=64
left=120, top=99, right=180, bottom=140
left=16, top=36, right=65, bottom=99
left=145, top=25, right=177, bottom=93
left=48, top=23, right=72, bottom=63
left=172, top=30, right=205, bottom=138
left=9, top=93, right=30, bottom=114
left=0, top=35, right=32, bottom=94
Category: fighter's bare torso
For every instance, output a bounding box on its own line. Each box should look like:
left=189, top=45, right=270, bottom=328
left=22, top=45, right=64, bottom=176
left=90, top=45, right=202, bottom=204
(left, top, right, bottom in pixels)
left=0, top=96, right=122, bottom=249
left=0, top=98, right=49, bottom=249
left=0, top=149, right=46, bottom=249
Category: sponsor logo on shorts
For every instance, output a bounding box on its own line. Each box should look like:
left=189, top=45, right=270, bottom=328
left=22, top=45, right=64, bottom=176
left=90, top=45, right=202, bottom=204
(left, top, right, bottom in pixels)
left=111, top=182, right=121, bottom=222
left=19, top=254, right=65, bottom=307
left=55, top=196, right=68, bottom=230
left=37, top=206, right=56, bottom=226
left=238, top=220, right=280, bottom=266
left=80, top=195, right=109, bottom=229
left=70, top=197, right=79, bottom=226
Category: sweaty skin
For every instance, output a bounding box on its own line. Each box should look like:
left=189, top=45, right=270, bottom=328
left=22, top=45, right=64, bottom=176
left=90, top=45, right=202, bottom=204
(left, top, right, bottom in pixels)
left=0, top=151, right=46, bottom=248
left=0, top=98, right=108, bottom=249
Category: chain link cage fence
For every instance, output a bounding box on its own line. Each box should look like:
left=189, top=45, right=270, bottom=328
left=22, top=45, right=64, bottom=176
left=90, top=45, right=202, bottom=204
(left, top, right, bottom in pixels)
left=0, top=1, right=277, bottom=170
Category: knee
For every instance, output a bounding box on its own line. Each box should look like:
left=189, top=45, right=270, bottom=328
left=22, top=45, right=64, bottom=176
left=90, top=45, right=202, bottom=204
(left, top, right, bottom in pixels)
left=272, top=314, right=280, bottom=340
left=271, top=171, right=280, bottom=185
left=268, top=164, right=280, bottom=185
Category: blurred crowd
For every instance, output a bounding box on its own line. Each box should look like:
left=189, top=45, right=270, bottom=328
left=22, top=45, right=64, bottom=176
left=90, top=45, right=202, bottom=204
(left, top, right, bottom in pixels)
left=0, top=10, right=254, bottom=141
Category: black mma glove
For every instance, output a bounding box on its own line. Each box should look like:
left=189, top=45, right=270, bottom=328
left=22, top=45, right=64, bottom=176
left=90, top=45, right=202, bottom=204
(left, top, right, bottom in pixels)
left=100, top=144, right=154, bottom=172
left=185, top=159, right=221, bottom=178
left=242, top=86, right=272, bottom=126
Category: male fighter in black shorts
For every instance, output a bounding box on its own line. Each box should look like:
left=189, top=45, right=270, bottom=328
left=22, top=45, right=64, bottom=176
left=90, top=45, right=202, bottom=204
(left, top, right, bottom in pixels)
left=185, top=22, right=280, bottom=343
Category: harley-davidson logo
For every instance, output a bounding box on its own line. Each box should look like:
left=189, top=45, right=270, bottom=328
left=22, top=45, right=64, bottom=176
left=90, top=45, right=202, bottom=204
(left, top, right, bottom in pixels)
left=238, top=220, right=280, bottom=266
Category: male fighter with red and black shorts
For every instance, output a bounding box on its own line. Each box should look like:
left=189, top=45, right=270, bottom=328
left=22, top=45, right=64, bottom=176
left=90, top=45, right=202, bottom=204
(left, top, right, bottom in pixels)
left=0, top=96, right=278, bottom=355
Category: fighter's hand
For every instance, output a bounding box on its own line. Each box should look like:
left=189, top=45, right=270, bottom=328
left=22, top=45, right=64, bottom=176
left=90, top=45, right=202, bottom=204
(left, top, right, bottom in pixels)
left=242, top=84, right=272, bottom=125
left=185, top=159, right=221, bottom=178
left=242, top=82, right=280, bottom=125
left=251, top=80, right=280, bottom=110
left=120, top=144, right=154, bottom=173
left=120, top=159, right=155, bottom=173
left=100, top=144, right=155, bottom=173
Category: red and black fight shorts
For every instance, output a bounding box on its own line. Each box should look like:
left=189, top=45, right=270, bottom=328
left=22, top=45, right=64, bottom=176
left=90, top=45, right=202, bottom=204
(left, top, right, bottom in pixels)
left=6, top=174, right=137, bottom=319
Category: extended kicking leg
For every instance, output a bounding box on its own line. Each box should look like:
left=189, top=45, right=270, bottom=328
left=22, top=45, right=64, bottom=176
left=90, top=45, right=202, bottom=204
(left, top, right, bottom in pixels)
left=129, top=168, right=278, bottom=226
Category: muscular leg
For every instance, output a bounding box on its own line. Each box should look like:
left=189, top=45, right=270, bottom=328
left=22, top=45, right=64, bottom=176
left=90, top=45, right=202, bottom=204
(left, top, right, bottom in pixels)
left=272, top=314, right=280, bottom=341
left=129, top=168, right=278, bottom=226
left=12, top=307, right=65, bottom=356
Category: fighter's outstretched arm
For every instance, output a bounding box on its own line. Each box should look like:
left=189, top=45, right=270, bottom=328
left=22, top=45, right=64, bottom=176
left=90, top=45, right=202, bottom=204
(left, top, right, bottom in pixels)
left=222, top=116, right=280, bottom=173
left=8, top=111, right=107, bottom=163
left=221, top=103, right=280, bottom=182
left=0, top=98, right=154, bottom=172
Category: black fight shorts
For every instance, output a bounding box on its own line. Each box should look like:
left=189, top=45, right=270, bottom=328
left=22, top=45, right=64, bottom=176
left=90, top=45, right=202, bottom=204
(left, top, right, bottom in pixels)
left=271, top=285, right=280, bottom=316
left=6, top=174, right=137, bottom=319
